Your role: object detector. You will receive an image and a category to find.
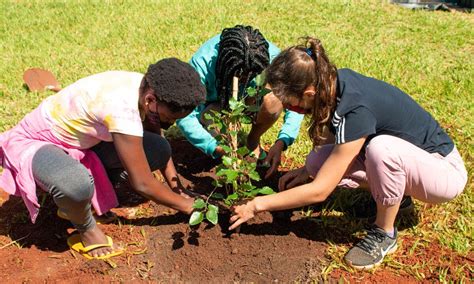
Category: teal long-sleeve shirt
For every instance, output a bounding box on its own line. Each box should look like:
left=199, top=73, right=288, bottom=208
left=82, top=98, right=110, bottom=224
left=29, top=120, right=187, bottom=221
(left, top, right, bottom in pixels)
left=176, top=34, right=304, bottom=158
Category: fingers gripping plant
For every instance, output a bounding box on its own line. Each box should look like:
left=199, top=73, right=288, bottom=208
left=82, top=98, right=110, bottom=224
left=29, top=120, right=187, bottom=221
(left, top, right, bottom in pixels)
left=189, top=75, right=275, bottom=226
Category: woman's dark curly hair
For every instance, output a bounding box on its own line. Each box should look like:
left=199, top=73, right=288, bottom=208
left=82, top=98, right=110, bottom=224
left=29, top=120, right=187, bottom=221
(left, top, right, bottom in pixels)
left=142, top=58, right=206, bottom=113
left=215, top=25, right=270, bottom=109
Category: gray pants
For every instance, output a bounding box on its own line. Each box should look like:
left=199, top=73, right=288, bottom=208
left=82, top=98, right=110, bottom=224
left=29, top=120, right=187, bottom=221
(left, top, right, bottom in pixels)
left=31, top=131, right=171, bottom=232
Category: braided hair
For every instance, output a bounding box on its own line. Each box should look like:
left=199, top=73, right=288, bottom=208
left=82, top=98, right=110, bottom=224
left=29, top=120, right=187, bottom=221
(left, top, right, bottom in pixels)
left=215, top=25, right=270, bottom=109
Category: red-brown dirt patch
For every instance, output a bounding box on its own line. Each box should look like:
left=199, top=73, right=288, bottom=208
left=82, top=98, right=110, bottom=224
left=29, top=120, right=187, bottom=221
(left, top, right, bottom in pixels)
left=0, top=139, right=470, bottom=282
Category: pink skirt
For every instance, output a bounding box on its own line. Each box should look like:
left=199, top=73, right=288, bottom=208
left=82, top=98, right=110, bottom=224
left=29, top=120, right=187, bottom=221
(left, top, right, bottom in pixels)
left=0, top=104, right=118, bottom=223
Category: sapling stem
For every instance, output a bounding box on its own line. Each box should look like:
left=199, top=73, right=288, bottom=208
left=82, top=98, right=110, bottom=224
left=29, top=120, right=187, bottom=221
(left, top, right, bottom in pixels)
left=230, top=76, right=239, bottom=164
left=206, top=185, right=219, bottom=204
left=188, top=75, right=275, bottom=229
left=232, top=76, right=238, bottom=100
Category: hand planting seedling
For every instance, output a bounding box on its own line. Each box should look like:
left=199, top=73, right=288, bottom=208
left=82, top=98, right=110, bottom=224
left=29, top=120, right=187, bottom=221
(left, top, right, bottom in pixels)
left=189, top=75, right=274, bottom=226
left=189, top=198, right=219, bottom=226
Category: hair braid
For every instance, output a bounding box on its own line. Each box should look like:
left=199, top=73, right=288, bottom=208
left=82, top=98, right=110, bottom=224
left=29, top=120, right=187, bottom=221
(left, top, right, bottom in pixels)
left=215, top=25, right=270, bottom=109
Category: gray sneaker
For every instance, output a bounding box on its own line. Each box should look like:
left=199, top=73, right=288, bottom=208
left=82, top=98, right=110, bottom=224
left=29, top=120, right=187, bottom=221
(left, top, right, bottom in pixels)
left=344, top=224, right=398, bottom=270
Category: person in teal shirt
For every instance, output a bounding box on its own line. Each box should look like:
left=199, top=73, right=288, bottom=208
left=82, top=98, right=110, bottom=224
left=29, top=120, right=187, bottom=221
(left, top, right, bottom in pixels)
left=176, top=25, right=304, bottom=178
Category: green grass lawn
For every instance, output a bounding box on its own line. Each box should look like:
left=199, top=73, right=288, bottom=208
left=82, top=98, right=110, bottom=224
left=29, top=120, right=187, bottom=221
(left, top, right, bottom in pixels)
left=1, top=0, right=472, bottom=281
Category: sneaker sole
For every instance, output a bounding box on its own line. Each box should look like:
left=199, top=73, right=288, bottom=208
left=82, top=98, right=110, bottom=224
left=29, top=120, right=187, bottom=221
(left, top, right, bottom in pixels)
left=346, top=243, right=398, bottom=270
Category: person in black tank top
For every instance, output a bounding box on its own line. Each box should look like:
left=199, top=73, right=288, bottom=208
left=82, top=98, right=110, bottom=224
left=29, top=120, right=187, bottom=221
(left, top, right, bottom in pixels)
left=228, top=37, right=467, bottom=270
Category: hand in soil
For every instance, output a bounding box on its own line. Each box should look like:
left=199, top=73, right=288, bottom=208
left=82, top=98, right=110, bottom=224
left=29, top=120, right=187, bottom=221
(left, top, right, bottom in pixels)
left=172, top=186, right=201, bottom=199
left=262, top=140, right=284, bottom=179
left=80, top=225, right=121, bottom=258
left=229, top=200, right=257, bottom=230
left=278, top=166, right=310, bottom=191
left=182, top=198, right=196, bottom=215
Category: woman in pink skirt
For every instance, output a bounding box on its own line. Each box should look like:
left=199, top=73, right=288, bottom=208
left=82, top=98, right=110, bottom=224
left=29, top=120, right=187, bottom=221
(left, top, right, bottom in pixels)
left=0, top=58, right=206, bottom=259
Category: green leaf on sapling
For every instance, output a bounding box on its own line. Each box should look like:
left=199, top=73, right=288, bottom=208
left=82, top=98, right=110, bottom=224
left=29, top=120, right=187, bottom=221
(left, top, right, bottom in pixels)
left=220, top=145, right=232, bottom=153
left=192, top=198, right=206, bottom=209
left=249, top=171, right=261, bottom=181
left=231, top=108, right=244, bottom=116
left=204, top=113, right=213, bottom=120
left=236, top=147, right=249, bottom=157
left=230, top=100, right=246, bottom=111
left=248, top=189, right=260, bottom=197
left=241, top=183, right=256, bottom=191
left=222, top=156, right=233, bottom=167
left=246, top=87, right=257, bottom=97
left=227, top=193, right=239, bottom=200
left=206, top=204, right=219, bottom=225
left=224, top=193, right=239, bottom=206
left=208, top=122, right=223, bottom=133
left=258, top=186, right=275, bottom=195
left=217, top=169, right=238, bottom=182
left=211, top=193, right=225, bottom=199
left=245, top=161, right=257, bottom=171
left=229, top=99, right=239, bottom=110
left=240, top=115, right=252, bottom=124
left=189, top=211, right=204, bottom=226
left=255, top=73, right=265, bottom=87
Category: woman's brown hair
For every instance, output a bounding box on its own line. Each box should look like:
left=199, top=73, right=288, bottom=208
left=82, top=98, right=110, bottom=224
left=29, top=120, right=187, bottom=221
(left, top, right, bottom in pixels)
left=265, top=37, right=338, bottom=145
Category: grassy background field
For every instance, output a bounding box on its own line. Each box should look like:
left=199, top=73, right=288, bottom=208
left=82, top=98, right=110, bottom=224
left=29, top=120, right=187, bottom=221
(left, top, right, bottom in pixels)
left=1, top=0, right=472, bottom=281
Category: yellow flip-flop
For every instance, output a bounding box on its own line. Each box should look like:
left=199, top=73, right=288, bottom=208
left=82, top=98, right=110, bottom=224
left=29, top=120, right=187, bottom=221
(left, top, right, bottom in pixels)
left=67, top=234, right=124, bottom=260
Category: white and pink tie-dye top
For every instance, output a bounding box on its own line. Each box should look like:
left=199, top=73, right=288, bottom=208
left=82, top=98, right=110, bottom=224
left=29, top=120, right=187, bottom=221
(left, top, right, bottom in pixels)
left=0, top=71, right=146, bottom=222
left=42, top=71, right=144, bottom=149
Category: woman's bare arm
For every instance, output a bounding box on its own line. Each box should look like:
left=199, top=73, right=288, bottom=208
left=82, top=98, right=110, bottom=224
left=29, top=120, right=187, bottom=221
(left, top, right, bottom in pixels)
left=112, top=133, right=194, bottom=214
left=229, top=137, right=366, bottom=230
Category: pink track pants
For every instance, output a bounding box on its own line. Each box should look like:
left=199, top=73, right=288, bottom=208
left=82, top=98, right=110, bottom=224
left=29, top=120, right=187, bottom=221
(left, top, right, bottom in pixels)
left=305, top=135, right=467, bottom=206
